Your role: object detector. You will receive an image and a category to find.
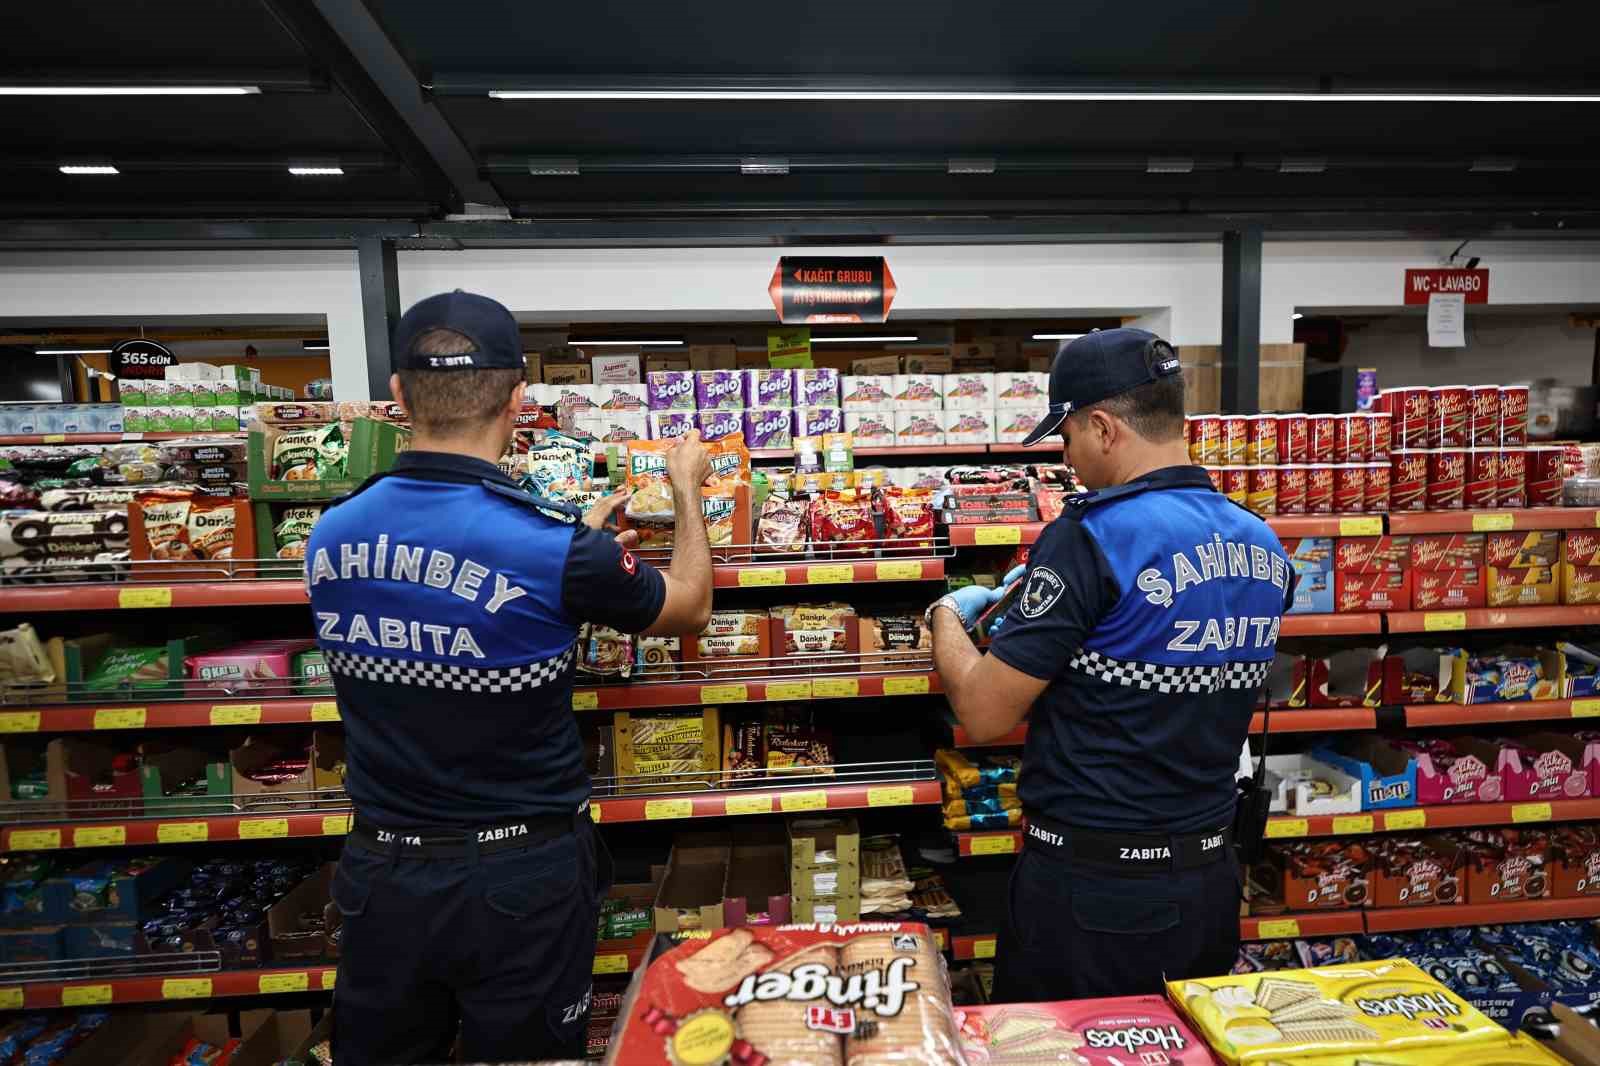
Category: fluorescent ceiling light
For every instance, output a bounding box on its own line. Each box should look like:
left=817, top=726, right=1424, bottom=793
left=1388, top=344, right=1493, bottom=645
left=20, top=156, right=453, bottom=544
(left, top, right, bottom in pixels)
left=58, top=165, right=118, bottom=175
left=303, top=340, right=331, bottom=351
left=288, top=166, right=344, bottom=176
left=569, top=338, right=684, bottom=346
left=1, top=85, right=260, bottom=96
left=1292, top=312, right=1305, bottom=320
left=812, top=335, right=919, bottom=343
left=36, top=347, right=114, bottom=355
left=1032, top=333, right=1084, bottom=341
left=490, top=89, right=1600, bottom=103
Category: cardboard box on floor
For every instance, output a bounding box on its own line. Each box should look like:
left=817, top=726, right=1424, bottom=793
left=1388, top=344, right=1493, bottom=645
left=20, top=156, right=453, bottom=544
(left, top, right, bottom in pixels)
left=231, top=1009, right=318, bottom=1066
left=653, top=833, right=730, bottom=933
left=57, top=1011, right=196, bottom=1066
left=128, top=1010, right=273, bottom=1066
left=1545, top=1002, right=1600, bottom=1065
left=724, top=825, right=791, bottom=926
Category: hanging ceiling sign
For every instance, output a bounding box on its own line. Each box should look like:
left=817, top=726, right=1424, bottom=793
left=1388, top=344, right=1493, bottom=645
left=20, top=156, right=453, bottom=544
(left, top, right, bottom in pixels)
left=769, top=257, right=897, bottom=324
left=1403, top=268, right=1489, bottom=305
left=110, top=339, right=176, bottom=380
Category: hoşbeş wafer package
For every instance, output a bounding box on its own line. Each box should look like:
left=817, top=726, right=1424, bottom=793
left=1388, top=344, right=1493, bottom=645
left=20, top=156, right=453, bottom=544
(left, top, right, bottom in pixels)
left=606, top=922, right=964, bottom=1066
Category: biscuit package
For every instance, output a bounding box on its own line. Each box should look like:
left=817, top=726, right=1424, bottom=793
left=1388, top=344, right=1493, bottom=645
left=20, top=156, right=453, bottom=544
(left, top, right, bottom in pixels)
left=270, top=423, right=345, bottom=480
left=1169, top=958, right=1507, bottom=1064
left=607, top=923, right=964, bottom=1066
left=957, top=995, right=1217, bottom=1065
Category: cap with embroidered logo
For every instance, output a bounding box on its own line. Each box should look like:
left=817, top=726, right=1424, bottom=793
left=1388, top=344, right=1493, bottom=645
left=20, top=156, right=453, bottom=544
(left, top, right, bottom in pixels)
left=391, top=290, right=526, bottom=371
left=1020, top=327, right=1183, bottom=446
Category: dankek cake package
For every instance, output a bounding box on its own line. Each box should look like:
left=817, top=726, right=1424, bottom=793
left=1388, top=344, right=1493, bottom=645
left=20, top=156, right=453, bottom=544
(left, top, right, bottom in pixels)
left=957, top=995, right=1219, bottom=1065
left=606, top=922, right=964, bottom=1066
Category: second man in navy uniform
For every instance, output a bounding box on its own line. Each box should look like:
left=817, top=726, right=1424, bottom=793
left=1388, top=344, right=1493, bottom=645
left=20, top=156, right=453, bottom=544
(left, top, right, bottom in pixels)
left=308, top=291, right=715, bottom=1065
left=927, top=328, right=1291, bottom=1002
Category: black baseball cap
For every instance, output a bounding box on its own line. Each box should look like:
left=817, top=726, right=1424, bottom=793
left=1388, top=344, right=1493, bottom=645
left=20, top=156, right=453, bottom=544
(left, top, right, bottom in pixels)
left=391, top=290, right=526, bottom=371
left=1020, top=327, right=1183, bottom=445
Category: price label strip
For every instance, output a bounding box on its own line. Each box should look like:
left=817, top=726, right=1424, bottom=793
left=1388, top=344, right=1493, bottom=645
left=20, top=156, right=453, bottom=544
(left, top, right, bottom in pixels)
left=780, top=791, right=828, bottom=812
left=812, top=678, right=859, bottom=699
left=969, top=834, right=1017, bottom=856
left=0, top=712, right=40, bottom=733
left=882, top=676, right=930, bottom=696
left=875, top=561, right=924, bottom=581
left=867, top=785, right=915, bottom=807
left=158, top=822, right=209, bottom=844
left=1338, top=517, right=1383, bottom=536
left=93, top=707, right=146, bottom=730
left=309, top=701, right=342, bottom=721
left=736, top=568, right=787, bottom=587
left=162, top=978, right=213, bottom=1000
left=766, top=681, right=812, bottom=701
left=1265, top=818, right=1309, bottom=839
left=644, top=798, right=693, bottom=820
left=973, top=525, right=1022, bottom=546
left=700, top=684, right=748, bottom=704
left=259, top=972, right=309, bottom=994
left=594, top=954, right=630, bottom=975
left=238, top=818, right=290, bottom=840
left=1384, top=809, right=1428, bottom=832
left=1253, top=919, right=1302, bottom=940
left=210, top=704, right=262, bottom=726
left=72, top=826, right=126, bottom=848
left=1331, top=815, right=1374, bottom=836
left=725, top=795, right=774, bottom=816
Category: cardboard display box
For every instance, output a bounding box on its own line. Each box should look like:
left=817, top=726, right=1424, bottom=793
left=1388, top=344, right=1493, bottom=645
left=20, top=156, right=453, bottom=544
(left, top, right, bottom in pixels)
left=267, top=861, right=334, bottom=961
left=42, top=855, right=191, bottom=925
left=1413, top=566, right=1487, bottom=610
left=231, top=1009, right=319, bottom=1066
left=1336, top=569, right=1411, bottom=612
left=229, top=731, right=345, bottom=810
left=1264, top=753, right=1363, bottom=815
left=724, top=828, right=792, bottom=927
left=653, top=834, right=729, bottom=933
left=788, top=815, right=860, bottom=902
left=544, top=362, right=593, bottom=384
left=1460, top=830, right=1550, bottom=904
left=1370, top=835, right=1466, bottom=908
left=130, top=1010, right=273, bottom=1066
left=1437, top=647, right=1565, bottom=705
left=247, top=417, right=406, bottom=501
left=1295, top=648, right=1381, bottom=707
left=1314, top=736, right=1418, bottom=810
left=614, top=708, right=721, bottom=793
left=1410, top=533, right=1487, bottom=571
left=140, top=742, right=232, bottom=815
left=1489, top=565, right=1560, bottom=607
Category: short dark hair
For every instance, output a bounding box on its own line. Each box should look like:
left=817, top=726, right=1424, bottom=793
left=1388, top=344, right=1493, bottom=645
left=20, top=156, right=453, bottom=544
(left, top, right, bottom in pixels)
left=1071, top=373, right=1186, bottom=442
left=395, top=328, right=524, bottom=434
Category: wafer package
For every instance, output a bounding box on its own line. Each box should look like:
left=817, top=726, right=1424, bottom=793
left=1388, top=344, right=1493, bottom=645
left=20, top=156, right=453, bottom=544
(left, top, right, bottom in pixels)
left=607, top=923, right=964, bottom=1066
left=1257, top=1032, right=1567, bottom=1064
left=1169, top=959, right=1507, bottom=1064
left=957, top=995, right=1218, bottom=1065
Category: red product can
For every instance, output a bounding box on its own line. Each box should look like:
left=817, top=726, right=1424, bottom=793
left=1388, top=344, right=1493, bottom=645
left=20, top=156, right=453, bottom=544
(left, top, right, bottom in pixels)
left=1468, top=386, right=1502, bottom=446
left=1394, top=386, right=1432, bottom=449
left=1276, top=414, right=1307, bottom=464
left=1391, top=450, right=1429, bottom=512
left=1247, top=465, right=1279, bottom=516
left=1308, top=414, right=1337, bottom=464
left=1427, top=448, right=1467, bottom=510
left=1500, top=385, right=1529, bottom=445
left=1527, top=445, right=1563, bottom=506
left=1465, top=447, right=1499, bottom=509
left=1246, top=415, right=1278, bottom=465
left=1221, top=465, right=1249, bottom=507
left=1188, top=415, right=1222, bottom=465
left=1429, top=385, right=1469, bottom=448
left=1202, top=465, right=1224, bottom=491
left=1364, top=462, right=1391, bottom=513
left=1220, top=416, right=1248, bottom=465
left=1498, top=448, right=1527, bottom=507
left=1276, top=464, right=1307, bottom=514
left=1305, top=464, right=1335, bottom=514
left=1333, top=463, right=1366, bottom=513
left=1334, top=413, right=1369, bottom=463
left=1368, top=412, right=1393, bottom=462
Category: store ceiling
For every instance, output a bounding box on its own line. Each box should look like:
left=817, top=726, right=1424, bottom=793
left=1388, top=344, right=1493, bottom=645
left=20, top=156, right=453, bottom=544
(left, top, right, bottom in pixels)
left=2, top=0, right=1598, bottom=231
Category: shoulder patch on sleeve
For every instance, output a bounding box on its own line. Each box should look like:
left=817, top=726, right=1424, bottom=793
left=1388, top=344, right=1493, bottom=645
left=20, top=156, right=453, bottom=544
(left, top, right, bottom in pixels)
left=1019, top=566, right=1067, bottom=618
left=480, top=479, right=581, bottom=523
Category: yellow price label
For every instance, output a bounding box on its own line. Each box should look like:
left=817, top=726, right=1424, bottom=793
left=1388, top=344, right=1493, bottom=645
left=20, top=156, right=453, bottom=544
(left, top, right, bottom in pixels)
left=321, top=970, right=337, bottom=990
left=259, top=972, right=309, bottom=994
left=322, top=814, right=352, bottom=836
left=9, top=829, right=61, bottom=851
left=0, top=988, right=21, bottom=1010
left=1572, top=699, right=1600, bottom=718
left=780, top=790, right=828, bottom=812
left=1338, top=516, right=1384, bottom=536
left=1254, top=919, right=1302, bottom=940
left=1384, top=809, right=1428, bottom=832
left=0, top=712, right=40, bottom=733
left=1513, top=802, right=1553, bottom=824
left=875, top=561, right=924, bottom=581
left=162, top=978, right=213, bottom=1000
left=589, top=803, right=603, bottom=822
left=118, top=587, right=172, bottom=608
left=972, top=939, right=997, bottom=959
left=1424, top=611, right=1468, bottom=632
left=310, top=701, right=341, bottom=721
left=594, top=953, right=630, bottom=975
left=1472, top=512, right=1516, bottom=532
left=73, top=826, right=126, bottom=848
left=645, top=799, right=693, bottom=820
left=1266, top=818, right=1309, bottom=839
left=571, top=691, right=599, bottom=711
left=700, top=684, right=748, bottom=704
left=868, top=785, right=915, bottom=807
left=209, top=703, right=262, bottom=726
left=238, top=818, right=290, bottom=840
left=40, top=434, right=66, bottom=444
left=806, top=564, right=855, bottom=585
left=973, top=525, right=1023, bottom=545
left=93, top=707, right=146, bottom=730
left=61, top=985, right=112, bottom=1007
left=1332, top=815, right=1374, bottom=836
left=935, top=930, right=948, bottom=950
left=737, top=567, right=787, bottom=587
left=766, top=681, right=812, bottom=700
left=813, top=678, right=859, bottom=699
left=883, top=676, right=930, bottom=696
left=157, top=822, right=209, bottom=844
left=970, top=834, right=1017, bottom=856
left=725, top=794, right=774, bottom=816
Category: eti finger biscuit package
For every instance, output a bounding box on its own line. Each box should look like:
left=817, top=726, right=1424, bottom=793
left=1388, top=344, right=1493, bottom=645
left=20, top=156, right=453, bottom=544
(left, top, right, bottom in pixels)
left=607, top=922, right=964, bottom=1066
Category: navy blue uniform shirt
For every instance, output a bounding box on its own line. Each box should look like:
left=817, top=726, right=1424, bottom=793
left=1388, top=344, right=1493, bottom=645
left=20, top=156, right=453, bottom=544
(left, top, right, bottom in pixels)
left=306, top=451, right=665, bottom=828
left=988, top=465, right=1291, bottom=834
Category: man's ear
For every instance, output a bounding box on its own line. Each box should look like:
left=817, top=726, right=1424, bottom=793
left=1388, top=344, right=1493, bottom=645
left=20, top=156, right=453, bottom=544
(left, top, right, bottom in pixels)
left=1092, top=409, right=1118, bottom=453
left=505, top=380, right=525, bottom=417
left=390, top=374, right=411, bottom=419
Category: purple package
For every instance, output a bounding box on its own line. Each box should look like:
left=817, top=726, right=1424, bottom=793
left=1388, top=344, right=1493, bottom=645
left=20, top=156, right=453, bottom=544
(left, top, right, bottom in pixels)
left=697, top=409, right=743, bottom=441
left=793, top=367, right=840, bottom=408
left=695, top=370, right=744, bottom=411
left=743, top=368, right=792, bottom=409
left=794, top=406, right=844, bottom=437
left=646, top=370, right=696, bottom=411
left=1355, top=367, right=1379, bottom=411
left=743, top=408, right=793, bottom=450
left=649, top=411, right=696, bottom=439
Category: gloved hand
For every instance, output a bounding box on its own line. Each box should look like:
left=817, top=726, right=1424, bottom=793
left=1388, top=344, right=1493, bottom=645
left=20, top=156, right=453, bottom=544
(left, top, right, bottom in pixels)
left=941, top=584, right=1005, bottom=629
left=987, top=566, right=1028, bottom=636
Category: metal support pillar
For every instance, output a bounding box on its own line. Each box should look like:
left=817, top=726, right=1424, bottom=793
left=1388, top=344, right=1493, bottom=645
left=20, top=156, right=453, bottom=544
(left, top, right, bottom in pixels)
left=1221, top=228, right=1263, bottom=415
left=358, top=237, right=400, bottom=400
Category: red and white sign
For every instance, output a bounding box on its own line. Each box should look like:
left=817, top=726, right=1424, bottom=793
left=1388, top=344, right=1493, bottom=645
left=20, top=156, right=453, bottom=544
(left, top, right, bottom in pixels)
left=1404, top=268, right=1489, bottom=305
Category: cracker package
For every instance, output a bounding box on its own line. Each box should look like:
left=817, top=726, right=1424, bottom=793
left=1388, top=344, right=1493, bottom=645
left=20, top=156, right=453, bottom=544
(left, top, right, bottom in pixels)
left=624, top=437, right=749, bottom=525
left=1169, top=958, right=1508, bottom=1064
left=957, top=995, right=1217, bottom=1066
left=608, top=923, right=963, bottom=1066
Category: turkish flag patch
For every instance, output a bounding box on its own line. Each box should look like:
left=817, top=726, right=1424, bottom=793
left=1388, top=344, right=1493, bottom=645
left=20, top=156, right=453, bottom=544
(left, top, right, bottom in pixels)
left=620, top=550, right=637, bottom=575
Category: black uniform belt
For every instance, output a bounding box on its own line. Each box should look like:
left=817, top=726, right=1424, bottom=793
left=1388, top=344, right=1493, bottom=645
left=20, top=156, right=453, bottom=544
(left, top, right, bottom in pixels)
left=1022, top=812, right=1232, bottom=875
left=350, top=813, right=573, bottom=858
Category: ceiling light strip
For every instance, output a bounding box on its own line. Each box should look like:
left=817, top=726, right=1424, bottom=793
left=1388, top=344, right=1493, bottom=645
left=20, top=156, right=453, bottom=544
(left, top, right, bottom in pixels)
left=489, top=89, right=1600, bottom=103
left=568, top=339, right=684, bottom=347
left=811, top=336, right=919, bottom=343
left=1, top=86, right=261, bottom=96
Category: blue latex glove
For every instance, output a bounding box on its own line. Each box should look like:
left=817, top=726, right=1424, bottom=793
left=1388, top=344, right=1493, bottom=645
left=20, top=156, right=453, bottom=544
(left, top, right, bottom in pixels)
left=987, top=566, right=1028, bottom=636
left=943, top=584, right=1004, bottom=628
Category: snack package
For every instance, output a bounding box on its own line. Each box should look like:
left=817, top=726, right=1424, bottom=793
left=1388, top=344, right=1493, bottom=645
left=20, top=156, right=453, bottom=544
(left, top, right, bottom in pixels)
left=696, top=370, right=745, bottom=411
left=744, top=368, right=793, bottom=409
left=808, top=491, right=876, bottom=554
left=186, top=497, right=236, bottom=560
left=776, top=603, right=855, bottom=657
left=187, top=639, right=316, bottom=694
left=607, top=923, right=964, bottom=1066
left=935, top=749, right=1021, bottom=790
left=794, top=367, right=840, bottom=408
left=525, top=433, right=593, bottom=500
left=137, top=490, right=195, bottom=559
left=822, top=433, right=854, bottom=473
left=697, top=409, right=743, bottom=442
left=273, top=506, right=323, bottom=560
left=756, top=494, right=809, bottom=554
left=698, top=633, right=762, bottom=658
left=270, top=423, right=345, bottom=480
left=623, top=440, right=682, bottom=522
left=957, top=995, right=1217, bottom=1066
left=636, top=636, right=681, bottom=678
left=878, top=487, right=935, bottom=550
left=744, top=408, right=794, bottom=451
left=860, top=615, right=931, bottom=670
left=764, top=707, right=835, bottom=776
left=0, top=622, right=55, bottom=689
left=723, top=712, right=766, bottom=779
left=582, top=625, right=635, bottom=678
left=647, top=371, right=697, bottom=411
left=38, top=487, right=140, bottom=513
left=841, top=375, right=894, bottom=411
left=795, top=406, right=845, bottom=438
left=85, top=646, right=170, bottom=692
left=1169, top=959, right=1506, bottom=1064
left=705, top=609, right=768, bottom=636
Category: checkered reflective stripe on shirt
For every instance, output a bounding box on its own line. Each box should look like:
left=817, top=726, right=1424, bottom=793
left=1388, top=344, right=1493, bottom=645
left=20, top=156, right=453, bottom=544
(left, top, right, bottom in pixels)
left=325, top=646, right=575, bottom=693
left=1068, top=649, right=1271, bottom=694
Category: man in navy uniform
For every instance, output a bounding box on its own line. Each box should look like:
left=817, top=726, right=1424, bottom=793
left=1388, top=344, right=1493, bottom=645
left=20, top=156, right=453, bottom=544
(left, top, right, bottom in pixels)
left=927, top=328, right=1291, bottom=1001
left=308, top=291, right=714, bottom=1064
